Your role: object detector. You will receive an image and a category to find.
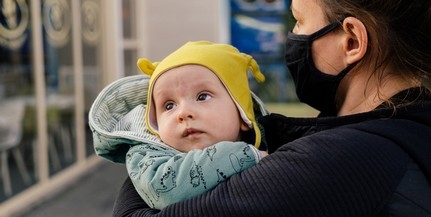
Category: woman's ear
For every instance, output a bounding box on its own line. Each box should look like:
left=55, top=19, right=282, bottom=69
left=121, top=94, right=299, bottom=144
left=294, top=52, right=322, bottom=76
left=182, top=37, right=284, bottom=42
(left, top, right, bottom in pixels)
left=342, top=17, right=367, bottom=64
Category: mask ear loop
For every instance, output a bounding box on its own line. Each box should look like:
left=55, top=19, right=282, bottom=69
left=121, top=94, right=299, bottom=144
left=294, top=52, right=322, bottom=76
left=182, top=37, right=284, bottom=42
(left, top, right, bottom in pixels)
left=288, top=18, right=345, bottom=41
left=137, top=58, right=159, bottom=76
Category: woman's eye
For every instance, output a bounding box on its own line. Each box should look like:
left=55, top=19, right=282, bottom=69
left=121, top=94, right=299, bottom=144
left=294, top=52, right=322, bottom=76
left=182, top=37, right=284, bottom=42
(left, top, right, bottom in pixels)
left=197, top=93, right=211, bottom=101
left=164, top=102, right=175, bottom=111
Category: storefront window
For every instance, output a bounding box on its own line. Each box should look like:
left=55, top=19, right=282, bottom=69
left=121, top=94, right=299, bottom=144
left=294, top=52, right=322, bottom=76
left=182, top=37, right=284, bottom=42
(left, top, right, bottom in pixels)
left=0, top=0, right=104, bottom=202
left=42, top=0, right=77, bottom=174
left=122, top=0, right=140, bottom=77
left=0, top=0, right=36, bottom=201
left=81, top=0, right=102, bottom=156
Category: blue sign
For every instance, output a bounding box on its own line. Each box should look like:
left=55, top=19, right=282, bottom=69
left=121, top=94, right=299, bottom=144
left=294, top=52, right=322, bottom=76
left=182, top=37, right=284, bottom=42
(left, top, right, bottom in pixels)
left=231, top=14, right=285, bottom=59
left=230, top=0, right=297, bottom=102
left=230, top=0, right=289, bottom=13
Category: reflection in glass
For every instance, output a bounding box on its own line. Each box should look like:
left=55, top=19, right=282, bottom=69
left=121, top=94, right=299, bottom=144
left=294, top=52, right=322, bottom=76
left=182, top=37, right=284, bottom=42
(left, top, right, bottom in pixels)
left=81, top=0, right=102, bottom=156
left=0, top=0, right=35, bottom=201
left=124, top=50, right=139, bottom=77
left=122, top=0, right=136, bottom=39
left=42, top=0, right=77, bottom=175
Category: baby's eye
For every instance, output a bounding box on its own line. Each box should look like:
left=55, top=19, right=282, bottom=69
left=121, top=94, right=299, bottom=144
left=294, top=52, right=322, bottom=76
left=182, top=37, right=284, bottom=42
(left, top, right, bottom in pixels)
left=197, top=93, right=212, bottom=101
left=164, top=102, right=175, bottom=111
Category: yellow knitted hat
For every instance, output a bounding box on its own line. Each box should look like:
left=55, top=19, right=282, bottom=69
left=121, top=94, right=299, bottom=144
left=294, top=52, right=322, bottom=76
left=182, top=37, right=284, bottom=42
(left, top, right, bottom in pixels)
left=137, top=41, right=265, bottom=148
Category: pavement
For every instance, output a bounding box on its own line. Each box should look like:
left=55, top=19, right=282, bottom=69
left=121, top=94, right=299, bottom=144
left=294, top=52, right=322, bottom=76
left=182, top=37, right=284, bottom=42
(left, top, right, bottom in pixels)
left=18, top=160, right=128, bottom=217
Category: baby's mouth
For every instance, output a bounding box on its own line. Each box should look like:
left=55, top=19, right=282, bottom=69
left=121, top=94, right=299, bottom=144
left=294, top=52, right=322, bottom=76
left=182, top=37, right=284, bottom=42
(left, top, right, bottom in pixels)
left=182, top=128, right=202, bottom=137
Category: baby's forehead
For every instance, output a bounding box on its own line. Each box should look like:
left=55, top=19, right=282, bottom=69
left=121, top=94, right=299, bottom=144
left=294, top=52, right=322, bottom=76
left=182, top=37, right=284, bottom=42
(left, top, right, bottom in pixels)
left=158, top=64, right=215, bottom=78
left=153, top=64, right=224, bottom=89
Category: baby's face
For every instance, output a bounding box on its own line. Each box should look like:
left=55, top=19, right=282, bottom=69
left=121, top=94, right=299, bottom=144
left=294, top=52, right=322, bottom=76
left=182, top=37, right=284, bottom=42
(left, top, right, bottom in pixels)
left=152, top=65, right=249, bottom=152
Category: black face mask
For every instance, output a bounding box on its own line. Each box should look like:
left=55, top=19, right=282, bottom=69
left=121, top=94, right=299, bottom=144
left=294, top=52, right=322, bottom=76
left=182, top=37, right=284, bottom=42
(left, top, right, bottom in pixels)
left=285, top=21, right=351, bottom=115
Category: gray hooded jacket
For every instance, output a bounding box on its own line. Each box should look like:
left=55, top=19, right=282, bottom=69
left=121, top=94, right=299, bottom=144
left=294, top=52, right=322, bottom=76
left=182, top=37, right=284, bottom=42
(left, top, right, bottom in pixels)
left=88, top=75, right=269, bottom=210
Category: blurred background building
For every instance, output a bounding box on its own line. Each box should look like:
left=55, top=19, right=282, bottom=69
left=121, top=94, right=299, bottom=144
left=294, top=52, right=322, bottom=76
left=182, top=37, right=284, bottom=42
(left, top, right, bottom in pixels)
left=0, top=0, right=313, bottom=216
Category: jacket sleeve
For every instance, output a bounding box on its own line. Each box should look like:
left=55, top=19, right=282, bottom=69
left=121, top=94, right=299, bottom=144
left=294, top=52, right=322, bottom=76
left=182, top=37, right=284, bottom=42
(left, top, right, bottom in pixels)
left=258, top=113, right=313, bottom=153
left=114, top=126, right=411, bottom=217
left=126, top=141, right=261, bottom=210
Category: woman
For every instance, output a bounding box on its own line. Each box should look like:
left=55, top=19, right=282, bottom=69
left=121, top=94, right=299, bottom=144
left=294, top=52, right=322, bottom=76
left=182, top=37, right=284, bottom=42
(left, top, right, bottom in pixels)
left=111, top=0, right=431, bottom=216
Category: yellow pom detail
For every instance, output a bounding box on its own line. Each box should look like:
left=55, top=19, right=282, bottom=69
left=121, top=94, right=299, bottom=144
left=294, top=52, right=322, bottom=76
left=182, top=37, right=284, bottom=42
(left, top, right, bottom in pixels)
left=137, top=58, right=156, bottom=76
left=249, top=58, right=265, bottom=83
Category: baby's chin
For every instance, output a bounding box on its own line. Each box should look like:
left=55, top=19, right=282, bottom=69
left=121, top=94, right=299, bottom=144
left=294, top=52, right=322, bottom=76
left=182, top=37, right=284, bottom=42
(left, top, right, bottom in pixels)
left=174, top=141, right=216, bottom=153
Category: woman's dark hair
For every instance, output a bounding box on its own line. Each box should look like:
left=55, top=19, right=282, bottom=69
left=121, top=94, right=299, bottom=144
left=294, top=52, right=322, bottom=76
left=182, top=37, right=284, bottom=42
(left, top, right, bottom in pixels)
left=320, top=0, right=431, bottom=94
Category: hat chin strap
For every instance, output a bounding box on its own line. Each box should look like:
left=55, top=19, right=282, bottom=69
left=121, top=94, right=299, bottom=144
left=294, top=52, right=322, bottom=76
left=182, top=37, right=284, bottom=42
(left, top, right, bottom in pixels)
left=252, top=121, right=261, bottom=149
left=233, top=98, right=261, bottom=149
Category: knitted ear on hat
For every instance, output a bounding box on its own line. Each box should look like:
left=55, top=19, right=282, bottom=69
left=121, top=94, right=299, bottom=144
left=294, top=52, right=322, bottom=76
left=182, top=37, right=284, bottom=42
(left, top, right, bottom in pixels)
left=248, top=57, right=265, bottom=83
left=137, top=58, right=159, bottom=76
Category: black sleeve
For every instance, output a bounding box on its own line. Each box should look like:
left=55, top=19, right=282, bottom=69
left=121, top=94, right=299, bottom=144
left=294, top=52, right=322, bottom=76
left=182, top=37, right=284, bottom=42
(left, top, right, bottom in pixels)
left=112, top=177, right=159, bottom=216
left=113, top=127, right=410, bottom=217
left=258, top=113, right=313, bottom=153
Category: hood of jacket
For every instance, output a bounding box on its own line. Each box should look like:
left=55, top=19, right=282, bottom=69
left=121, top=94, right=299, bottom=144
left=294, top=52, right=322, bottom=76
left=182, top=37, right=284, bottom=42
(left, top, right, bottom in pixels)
left=88, top=75, right=269, bottom=163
